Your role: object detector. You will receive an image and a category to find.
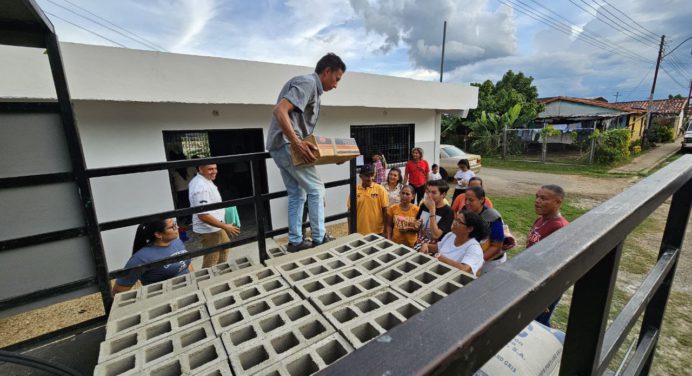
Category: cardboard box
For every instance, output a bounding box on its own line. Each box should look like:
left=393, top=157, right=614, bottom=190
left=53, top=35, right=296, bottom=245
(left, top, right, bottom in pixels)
left=291, top=134, right=360, bottom=166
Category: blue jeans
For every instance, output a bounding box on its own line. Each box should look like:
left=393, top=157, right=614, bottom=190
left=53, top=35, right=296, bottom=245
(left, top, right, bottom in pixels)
left=270, top=144, right=325, bottom=245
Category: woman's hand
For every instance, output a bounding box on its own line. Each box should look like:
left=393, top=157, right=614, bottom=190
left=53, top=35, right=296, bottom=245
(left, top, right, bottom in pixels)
left=420, top=243, right=429, bottom=254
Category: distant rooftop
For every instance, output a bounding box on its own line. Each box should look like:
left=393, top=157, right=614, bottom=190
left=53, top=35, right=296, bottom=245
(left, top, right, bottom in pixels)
left=609, top=98, right=688, bottom=115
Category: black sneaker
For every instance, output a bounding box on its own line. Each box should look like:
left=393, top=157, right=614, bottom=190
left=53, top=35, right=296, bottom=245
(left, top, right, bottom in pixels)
left=312, top=234, right=335, bottom=247
left=286, top=240, right=313, bottom=253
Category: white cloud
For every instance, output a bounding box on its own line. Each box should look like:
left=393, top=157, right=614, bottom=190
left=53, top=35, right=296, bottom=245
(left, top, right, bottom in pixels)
left=169, top=0, right=216, bottom=52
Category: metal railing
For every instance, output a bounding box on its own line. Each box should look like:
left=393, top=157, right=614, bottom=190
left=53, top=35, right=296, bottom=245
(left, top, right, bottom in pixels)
left=323, top=154, right=691, bottom=375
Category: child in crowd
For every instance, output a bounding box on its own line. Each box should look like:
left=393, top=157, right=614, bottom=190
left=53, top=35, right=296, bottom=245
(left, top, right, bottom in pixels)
left=372, top=152, right=387, bottom=185
left=386, top=185, right=420, bottom=247
left=428, top=164, right=442, bottom=181
left=452, top=159, right=475, bottom=203
left=403, top=147, right=430, bottom=204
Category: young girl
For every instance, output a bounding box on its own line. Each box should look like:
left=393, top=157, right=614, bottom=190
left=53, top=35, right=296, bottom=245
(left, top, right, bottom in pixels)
left=372, top=152, right=387, bottom=185
left=403, top=147, right=430, bottom=204
left=428, top=164, right=442, bottom=181
left=386, top=185, right=420, bottom=247
left=112, top=218, right=192, bottom=294
left=384, top=167, right=404, bottom=206
left=452, top=159, right=475, bottom=203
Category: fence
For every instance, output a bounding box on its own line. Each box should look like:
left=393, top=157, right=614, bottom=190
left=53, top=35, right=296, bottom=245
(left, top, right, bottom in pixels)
left=501, top=128, right=597, bottom=164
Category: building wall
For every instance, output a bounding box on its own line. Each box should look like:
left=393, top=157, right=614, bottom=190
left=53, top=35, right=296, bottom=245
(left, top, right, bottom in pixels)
left=540, top=101, right=625, bottom=117
left=72, top=101, right=439, bottom=270
left=628, top=114, right=645, bottom=141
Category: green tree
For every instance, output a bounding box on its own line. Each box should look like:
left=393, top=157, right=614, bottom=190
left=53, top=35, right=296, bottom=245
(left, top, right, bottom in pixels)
left=442, top=70, right=543, bottom=140
left=668, top=94, right=683, bottom=99
left=467, top=103, right=522, bottom=155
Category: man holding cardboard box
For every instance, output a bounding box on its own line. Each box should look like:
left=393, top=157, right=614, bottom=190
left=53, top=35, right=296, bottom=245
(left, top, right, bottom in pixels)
left=267, top=53, right=346, bottom=253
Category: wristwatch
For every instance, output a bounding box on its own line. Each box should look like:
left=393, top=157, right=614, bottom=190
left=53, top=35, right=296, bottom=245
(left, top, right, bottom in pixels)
left=433, top=252, right=441, bottom=259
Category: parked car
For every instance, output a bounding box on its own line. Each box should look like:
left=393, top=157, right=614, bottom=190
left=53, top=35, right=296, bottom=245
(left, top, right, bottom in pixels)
left=682, top=122, right=692, bottom=152
left=439, top=144, right=481, bottom=180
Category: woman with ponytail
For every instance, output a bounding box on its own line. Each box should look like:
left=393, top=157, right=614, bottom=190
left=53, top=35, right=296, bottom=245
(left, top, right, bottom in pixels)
left=111, top=218, right=192, bottom=294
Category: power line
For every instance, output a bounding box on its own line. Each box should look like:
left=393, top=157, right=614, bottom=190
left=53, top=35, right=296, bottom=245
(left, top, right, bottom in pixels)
left=44, top=11, right=127, bottom=48
left=661, top=66, right=688, bottom=90
left=589, top=0, right=660, bottom=45
left=596, top=0, right=659, bottom=40
left=45, top=0, right=161, bottom=51
left=500, top=0, right=652, bottom=63
left=571, top=0, right=659, bottom=47
left=619, top=64, right=656, bottom=102
left=59, top=0, right=167, bottom=52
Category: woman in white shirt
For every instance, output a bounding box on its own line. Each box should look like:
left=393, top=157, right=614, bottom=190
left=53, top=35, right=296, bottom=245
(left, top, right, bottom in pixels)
left=420, top=210, right=486, bottom=276
left=452, top=159, right=475, bottom=203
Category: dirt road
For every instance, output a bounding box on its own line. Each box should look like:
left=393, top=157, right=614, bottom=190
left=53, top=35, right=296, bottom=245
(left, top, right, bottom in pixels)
left=479, top=167, right=638, bottom=198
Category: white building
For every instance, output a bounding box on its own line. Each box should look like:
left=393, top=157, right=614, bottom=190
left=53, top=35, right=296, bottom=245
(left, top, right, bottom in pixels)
left=0, top=42, right=478, bottom=270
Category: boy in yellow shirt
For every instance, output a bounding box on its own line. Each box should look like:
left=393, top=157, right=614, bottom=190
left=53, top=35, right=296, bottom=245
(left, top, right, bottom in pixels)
left=347, top=164, right=389, bottom=235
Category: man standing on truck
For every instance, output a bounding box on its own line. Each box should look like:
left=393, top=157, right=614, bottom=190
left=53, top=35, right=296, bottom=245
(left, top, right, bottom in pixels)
left=266, top=53, right=346, bottom=253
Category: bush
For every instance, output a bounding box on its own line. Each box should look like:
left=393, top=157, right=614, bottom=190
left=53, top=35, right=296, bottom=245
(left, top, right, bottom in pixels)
left=629, top=139, right=642, bottom=155
left=592, top=129, right=631, bottom=165
left=648, top=125, right=674, bottom=143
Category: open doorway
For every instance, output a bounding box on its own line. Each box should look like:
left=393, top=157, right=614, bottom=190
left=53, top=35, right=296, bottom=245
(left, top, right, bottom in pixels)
left=162, top=129, right=271, bottom=232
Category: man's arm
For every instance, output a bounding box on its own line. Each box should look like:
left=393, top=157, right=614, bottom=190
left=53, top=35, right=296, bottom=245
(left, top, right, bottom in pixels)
left=198, top=214, right=240, bottom=236
left=273, top=99, right=317, bottom=164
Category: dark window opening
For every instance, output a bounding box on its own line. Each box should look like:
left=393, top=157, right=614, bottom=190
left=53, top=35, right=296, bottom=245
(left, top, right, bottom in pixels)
left=162, top=129, right=271, bottom=232
left=350, top=124, right=415, bottom=166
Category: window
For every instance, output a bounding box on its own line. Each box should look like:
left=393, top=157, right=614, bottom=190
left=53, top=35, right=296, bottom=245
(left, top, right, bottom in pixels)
left=350, top=124, right=414, bottom=166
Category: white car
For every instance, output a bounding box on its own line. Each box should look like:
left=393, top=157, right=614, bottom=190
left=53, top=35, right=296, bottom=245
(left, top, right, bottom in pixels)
left=682, top=122, right=692, bottom=152
left=439, top=144, right=481, bottom=180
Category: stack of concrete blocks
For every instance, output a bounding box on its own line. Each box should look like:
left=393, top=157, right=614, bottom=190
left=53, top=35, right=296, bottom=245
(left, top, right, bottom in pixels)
left=95, top=233, right=475, bottom=375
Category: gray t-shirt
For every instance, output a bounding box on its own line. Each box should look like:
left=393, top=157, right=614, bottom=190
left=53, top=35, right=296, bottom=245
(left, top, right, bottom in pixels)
left=266, top=72, right=324, bottom=151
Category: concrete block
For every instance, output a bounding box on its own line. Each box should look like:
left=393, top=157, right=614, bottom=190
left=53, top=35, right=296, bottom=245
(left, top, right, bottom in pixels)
left=391, top=262, right=464, bottom=299
left=279, top=255, right=349, bottom=286
left=211, top=256, right=257, bottom=276
left=206, top=286, right=302, bottom=318
left=353, top=245, right=417, bottom=274
left=99, top=307, right=211, bottom=362
left=412, top=276, right=465, bottom=307
left=323, top=289, right=414, bottom=329
left=109, top=284, right=199, bottom=321
left=204, top=277, right=290, bottom=316
left=293, top=266, right=369, bottom=299
left=197, top=265, right=281, bottom=292
left=273, top=250, right=339, bottom=274
left=374, top=253, right=437, bottom=285
left=267, top=247, right=287, bottom=259
left=265, top=233, right=364, bottom=267
left=258, top=334, right=354, bottom=376
left=95, top=323, right=219, bottom=375
left=105, top=291, right=206, bottom=339
left=141, top=338, right=228, bottom=376
left=211, top=299, right=319, bottom=337
left=339, top=304, right=421, bottom=349
left=225, top=316, right=335, bottom=375
left=443, top=269, right=476, bottom=285
left=333, top=237, right=397, bottom=260
left=310, top=276, right=388, bottom=312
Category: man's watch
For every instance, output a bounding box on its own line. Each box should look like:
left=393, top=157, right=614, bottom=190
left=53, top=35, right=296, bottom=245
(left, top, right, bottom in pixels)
left=433, top=252, right=441, bottom=259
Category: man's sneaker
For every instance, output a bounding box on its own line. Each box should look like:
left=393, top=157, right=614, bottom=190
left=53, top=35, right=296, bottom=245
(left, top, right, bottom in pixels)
left=286, top=240, right=313, bottom=253
left=312, top=234, right=336, bottom=247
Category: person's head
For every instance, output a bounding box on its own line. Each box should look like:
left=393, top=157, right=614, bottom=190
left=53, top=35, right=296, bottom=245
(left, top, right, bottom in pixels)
left=387, top=167, right=402, bottom=186
left=453, top=210, right=488, bottom=242
left=371, top=152, right=381, bottom=161
left=410, top=147, right=424, bottom=161
left=399, top=185, right=415, bottom=204
left=132, top=218, right=178, bottom=255
left=315, top=53, right=346, bottom=91
left=197, top=164, right=218, bottom=181
left=468, top=176, right=483, bottom=188
left=359, top=164, right=375, bottom=187
left=425, top=179, right=449, bottom=204
left=465, top=186, right=486, bottom=213
left=535, top=184, right=564, bottom=218
left=457, top=159, right=470, bottom=171
left=432, top=164, right=439, bottom=173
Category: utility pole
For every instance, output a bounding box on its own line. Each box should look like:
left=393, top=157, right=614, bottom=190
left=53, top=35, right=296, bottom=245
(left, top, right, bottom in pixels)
left=643, top=35, right=665, bottom=144
left=613, top=92, right=620, bottom=103
left=686, top=80, right=692, bottom=119
left=440, top=20, right=447, bottom=83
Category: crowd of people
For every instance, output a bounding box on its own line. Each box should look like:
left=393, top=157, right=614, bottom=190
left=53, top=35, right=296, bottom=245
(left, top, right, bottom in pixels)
left=349, top=147, right=570, bottom=326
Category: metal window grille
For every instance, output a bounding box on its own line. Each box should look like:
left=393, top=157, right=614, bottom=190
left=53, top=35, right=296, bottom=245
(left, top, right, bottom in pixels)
left=163, top=131, right=210, bottom=158
left=350, top=124, right=414, bottom=165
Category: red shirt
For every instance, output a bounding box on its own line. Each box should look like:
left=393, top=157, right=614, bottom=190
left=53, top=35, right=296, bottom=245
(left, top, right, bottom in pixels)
left=526, top=216, right=570, bottom=248
left=405, top=159, right=430, bottom=187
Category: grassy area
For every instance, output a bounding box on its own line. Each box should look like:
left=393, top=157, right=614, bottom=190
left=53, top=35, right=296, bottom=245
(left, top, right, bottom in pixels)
left=482, top=156, right=640, bottom=177
left=488, top=193, right=689, bottom=375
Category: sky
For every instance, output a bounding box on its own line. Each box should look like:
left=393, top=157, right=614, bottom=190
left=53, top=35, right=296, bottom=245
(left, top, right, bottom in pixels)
left=35, top=0, right=692, bottom=102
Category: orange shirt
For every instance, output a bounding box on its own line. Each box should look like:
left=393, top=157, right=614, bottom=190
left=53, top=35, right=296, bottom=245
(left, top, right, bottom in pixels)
left=452, top=193, right=493, bottom=213
left=387, top=204, right=420, bottom=247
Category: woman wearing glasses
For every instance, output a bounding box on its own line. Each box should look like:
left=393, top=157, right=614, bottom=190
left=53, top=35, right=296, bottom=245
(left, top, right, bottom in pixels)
left=111, top=218, right=192, bottom=294
left=419, top=210, right=486, bottom=276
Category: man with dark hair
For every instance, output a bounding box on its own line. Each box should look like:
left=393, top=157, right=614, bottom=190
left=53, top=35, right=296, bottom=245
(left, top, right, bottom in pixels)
left=267, top=53, right=346, bottom=252
left=414, top=179, right=454, bottom=248
left=347, top=164, right=389, bottom=235
left=528, top=184, right=569, bottom=327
